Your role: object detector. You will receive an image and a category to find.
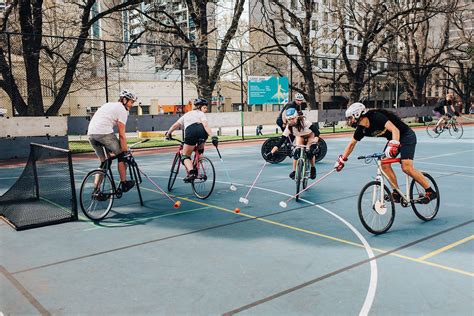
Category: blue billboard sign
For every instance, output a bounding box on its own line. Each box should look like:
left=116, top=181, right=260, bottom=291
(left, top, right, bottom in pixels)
left=248, top=76, right=289, bottom=105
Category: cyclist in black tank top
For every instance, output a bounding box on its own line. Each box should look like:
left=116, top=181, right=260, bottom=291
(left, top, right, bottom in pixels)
left=334, top=103, right=437, bottom=204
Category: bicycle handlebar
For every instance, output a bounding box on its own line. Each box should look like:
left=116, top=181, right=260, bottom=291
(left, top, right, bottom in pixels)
left=167, top=136, right=184, bottom=144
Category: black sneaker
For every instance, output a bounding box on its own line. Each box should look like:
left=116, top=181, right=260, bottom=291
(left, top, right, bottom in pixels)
left=419, top=190, right=438, bottom=204
left=184, top=169, right=197, bottom=183
left=391, top=191, right=401, bottom=203
left=289, top=171, right=296, bottom=180
left=120, top=180, right=135, bottom=193
left=310, top=167, right=316, bottom=179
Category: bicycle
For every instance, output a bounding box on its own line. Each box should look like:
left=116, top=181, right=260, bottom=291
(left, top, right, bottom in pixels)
left=261, top=136, right=327, bottom=164
left=79, top=140, right=147, bottom=221
left=426, top=115, right=463, bottom=139
left=293, top=144, right=313, bottom=201
left=357, top=153, right=440, bottom=234
left=167, top=137, right=216, bottom=199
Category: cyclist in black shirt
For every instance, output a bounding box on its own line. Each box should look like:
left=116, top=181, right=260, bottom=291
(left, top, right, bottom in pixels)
left=334, top=103, right=437, bottom=204
left=433, top=93, right=458, bottom=130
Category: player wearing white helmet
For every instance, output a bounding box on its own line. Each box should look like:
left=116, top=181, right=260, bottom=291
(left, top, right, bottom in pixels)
left=335, top=103, right=437, bottom=204
left=87, top=90, right=138, bottom=193
left=276, top=92, right=306, bottom=132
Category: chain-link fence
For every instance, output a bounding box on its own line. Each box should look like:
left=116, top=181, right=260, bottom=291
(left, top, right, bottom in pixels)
left=1, top=32, right=471, bottom=138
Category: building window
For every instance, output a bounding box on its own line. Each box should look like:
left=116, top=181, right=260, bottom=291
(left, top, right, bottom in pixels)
left=322, top=59, right=328, bottom=69
left=140, top=105, right=150, bottom=115
left=311, top=20, right=318, bottom=31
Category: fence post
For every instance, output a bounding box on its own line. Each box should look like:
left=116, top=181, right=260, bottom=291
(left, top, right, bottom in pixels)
left=290, top=56, right=293, bottom=97
left=180, top=47, right=185, bottom=139
left=7, top=33, right=14, bottom=117
left=240, top=51, right=244, bottom=140
left=103, top=41, right=109, bottom=102
left=332, top=58, right=336, bottom=99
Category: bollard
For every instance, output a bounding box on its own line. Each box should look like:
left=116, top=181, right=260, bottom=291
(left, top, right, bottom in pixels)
left=236, top=129, right=239, bottom=136
left=217, top=127, right=221, bottom=136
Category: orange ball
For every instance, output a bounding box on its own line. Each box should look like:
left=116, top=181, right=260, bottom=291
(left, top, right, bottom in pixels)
left=234, top=208, right=240, bottom=213
left=173, top=201, right=181, bottom=209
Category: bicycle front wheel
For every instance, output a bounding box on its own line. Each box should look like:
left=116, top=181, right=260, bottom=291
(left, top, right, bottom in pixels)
left=168, top=152, right=181, bottom=191
left=426, top=123, right=442, bottom=138
left=192, top=157, right=216, bottom=199
left=449, top=122, right=463, bottom=139
left=358, top=181, right=395, bottom=234
left=295, top=159, right=304, bottom=201
left=410, top=172, right=440, bottom=221
left=80, top=169, right=114, bottom=221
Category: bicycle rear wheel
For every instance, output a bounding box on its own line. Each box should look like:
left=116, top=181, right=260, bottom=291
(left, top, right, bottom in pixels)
left=192, top=157, right=216, bottom=199
left=295, top=159, right=304, bottom=201
left=261, top=137, right=287, bottom=164
left=80, top=169, right=114, bottom=221
left=425, top=123, right=442, bottom=138
left=314, top=138, right=327, bottom=163
left=358, top=181, right=395, bottom=234
left=410, top=172, right=440, bottom=221
left=168, top=152, right=181, bottom=191
left=448, top=122, right=463, bottom=139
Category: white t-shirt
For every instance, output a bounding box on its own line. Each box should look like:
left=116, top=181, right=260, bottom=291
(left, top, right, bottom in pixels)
left=177, top=110, right=207, bottom=130
left=283, top=119, right=313, bottom=137
left=87, top=102, right=128, bottom=135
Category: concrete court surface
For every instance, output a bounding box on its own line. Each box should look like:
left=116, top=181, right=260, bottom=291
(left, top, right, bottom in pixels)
left=0, top=126, right=473, bottom=315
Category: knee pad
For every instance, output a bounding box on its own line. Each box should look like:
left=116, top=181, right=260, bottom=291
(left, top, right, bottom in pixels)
left=292, top=148, right=301, bottom=160
left=307, top=143, right=319, bottom=159
left=117, top=152, right=128, bottom=163
left=181, top=155, right=191, bottom=164
left=197, top=145, right=204, bottom=154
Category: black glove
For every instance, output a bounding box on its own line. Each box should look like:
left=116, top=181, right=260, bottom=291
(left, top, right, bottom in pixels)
left=165, top=132, right=171, bottom=140
left=212, top=136, right=219, bottom=147
left=264, top=151, right=274, bottom=159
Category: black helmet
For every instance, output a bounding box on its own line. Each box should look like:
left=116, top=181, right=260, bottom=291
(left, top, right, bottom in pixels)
left=194, top=98, right=208, bottom=108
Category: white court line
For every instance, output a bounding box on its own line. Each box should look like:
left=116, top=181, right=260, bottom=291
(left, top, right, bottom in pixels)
left=415, top=161, right=474, bottom=169
left=145, top=175, right=377, bottom=316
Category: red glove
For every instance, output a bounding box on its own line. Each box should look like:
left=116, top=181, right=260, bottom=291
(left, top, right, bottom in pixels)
left=385, top=140, right=400, bottom=158
left=334, top=155, right=348, bottom=172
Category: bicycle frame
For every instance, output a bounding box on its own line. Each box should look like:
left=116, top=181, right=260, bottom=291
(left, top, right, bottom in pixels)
left=173, top=139, right=205, bottom=176
left=293, top=144, right=310, bottom=180
left=374, top=157, right=413, bottom=206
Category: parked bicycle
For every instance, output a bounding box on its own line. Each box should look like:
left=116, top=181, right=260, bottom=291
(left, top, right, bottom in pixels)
left=167, top=137, right=216, bottom=199
left=261, top=136, right=327, bottom=164
left=79, top=139, right=148, bottom=221
left=293, top=144, right=313, bottom=201
left=357, top=153, right=440, bottom=234
left=426, top=115, right=463, bottom=139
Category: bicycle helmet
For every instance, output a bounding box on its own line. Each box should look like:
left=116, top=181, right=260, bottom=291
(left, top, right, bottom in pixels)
left=286, top=107, right=298, bottom=120
left=345, top=102, right=366, bottom=119
left=194, top=97, right=209, bottom=108
left=119, top=90, right=138, bottom=102
left=295, top=93, right=304, bottom=101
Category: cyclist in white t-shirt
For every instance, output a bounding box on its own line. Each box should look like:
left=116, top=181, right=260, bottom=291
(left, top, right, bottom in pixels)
left=165, top=98, right=218, bottom=182
left=87, top=90, right=137, bottom=192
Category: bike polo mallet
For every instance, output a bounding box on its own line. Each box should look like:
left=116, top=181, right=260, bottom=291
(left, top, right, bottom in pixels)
left=214, top=146, right=237, bottom=192
left=236, top=161, right=268, bottom=213
left=138, top=169, right=181, bottom=209
left=279, top=168, right=337, bottom=208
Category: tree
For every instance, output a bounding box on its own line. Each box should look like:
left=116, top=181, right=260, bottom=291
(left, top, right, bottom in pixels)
left=250, top=0, right=319, bottom=110
left=385, top=1, right=460, bottom=107
left=331, top=0, right=451, bottom=104
left=138, top=0, right=246, bottom=111
left=0, top=0, right=143, bottom=116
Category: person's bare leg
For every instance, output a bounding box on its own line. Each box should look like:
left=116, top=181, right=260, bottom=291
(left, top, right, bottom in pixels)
left=381, top=164, right=399, bottom=190
left=182, top=144, right=194, bottom=172
left=401, top=160, right=429, bottom=189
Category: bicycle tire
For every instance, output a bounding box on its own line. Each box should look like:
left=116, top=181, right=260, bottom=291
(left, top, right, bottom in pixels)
left=448, top=122, right=463, bottom=139
left=261, top=137, right=287, bottom=164
left=358, top=181, right=395, bottom=234
left=191, top=156, right=216, bottom=199
left=425, top=123, right=442, bottom=138
left=314, top=137, right=327, bottom=163
left=80, top=169, right=114, bottom=221
left=168, top=152, right=181, bottom=191
left=295, top=159, right=304, bottom=201
left=410, top=172, right=440, bottom=221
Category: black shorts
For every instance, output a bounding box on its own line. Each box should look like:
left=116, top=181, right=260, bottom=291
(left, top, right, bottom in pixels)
left=184, top=123, right=208, bottom=146
left=399, top=129, right=417, bottom=160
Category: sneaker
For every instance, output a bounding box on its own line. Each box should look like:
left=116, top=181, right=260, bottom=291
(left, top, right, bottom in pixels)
left=120, top=180, right=135, bottom=193
left=310, top=166, right=316, bottom=179
left=419, top=190, right=438, bottom=204
left=184, top=169, right=197, bottom=183
left=289, top=171, right=296, bottom=180
left=391, top=191, right=401, bottom=203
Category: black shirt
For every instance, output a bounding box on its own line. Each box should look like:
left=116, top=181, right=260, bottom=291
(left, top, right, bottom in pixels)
left=354, top=111, right=410, bottom=141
